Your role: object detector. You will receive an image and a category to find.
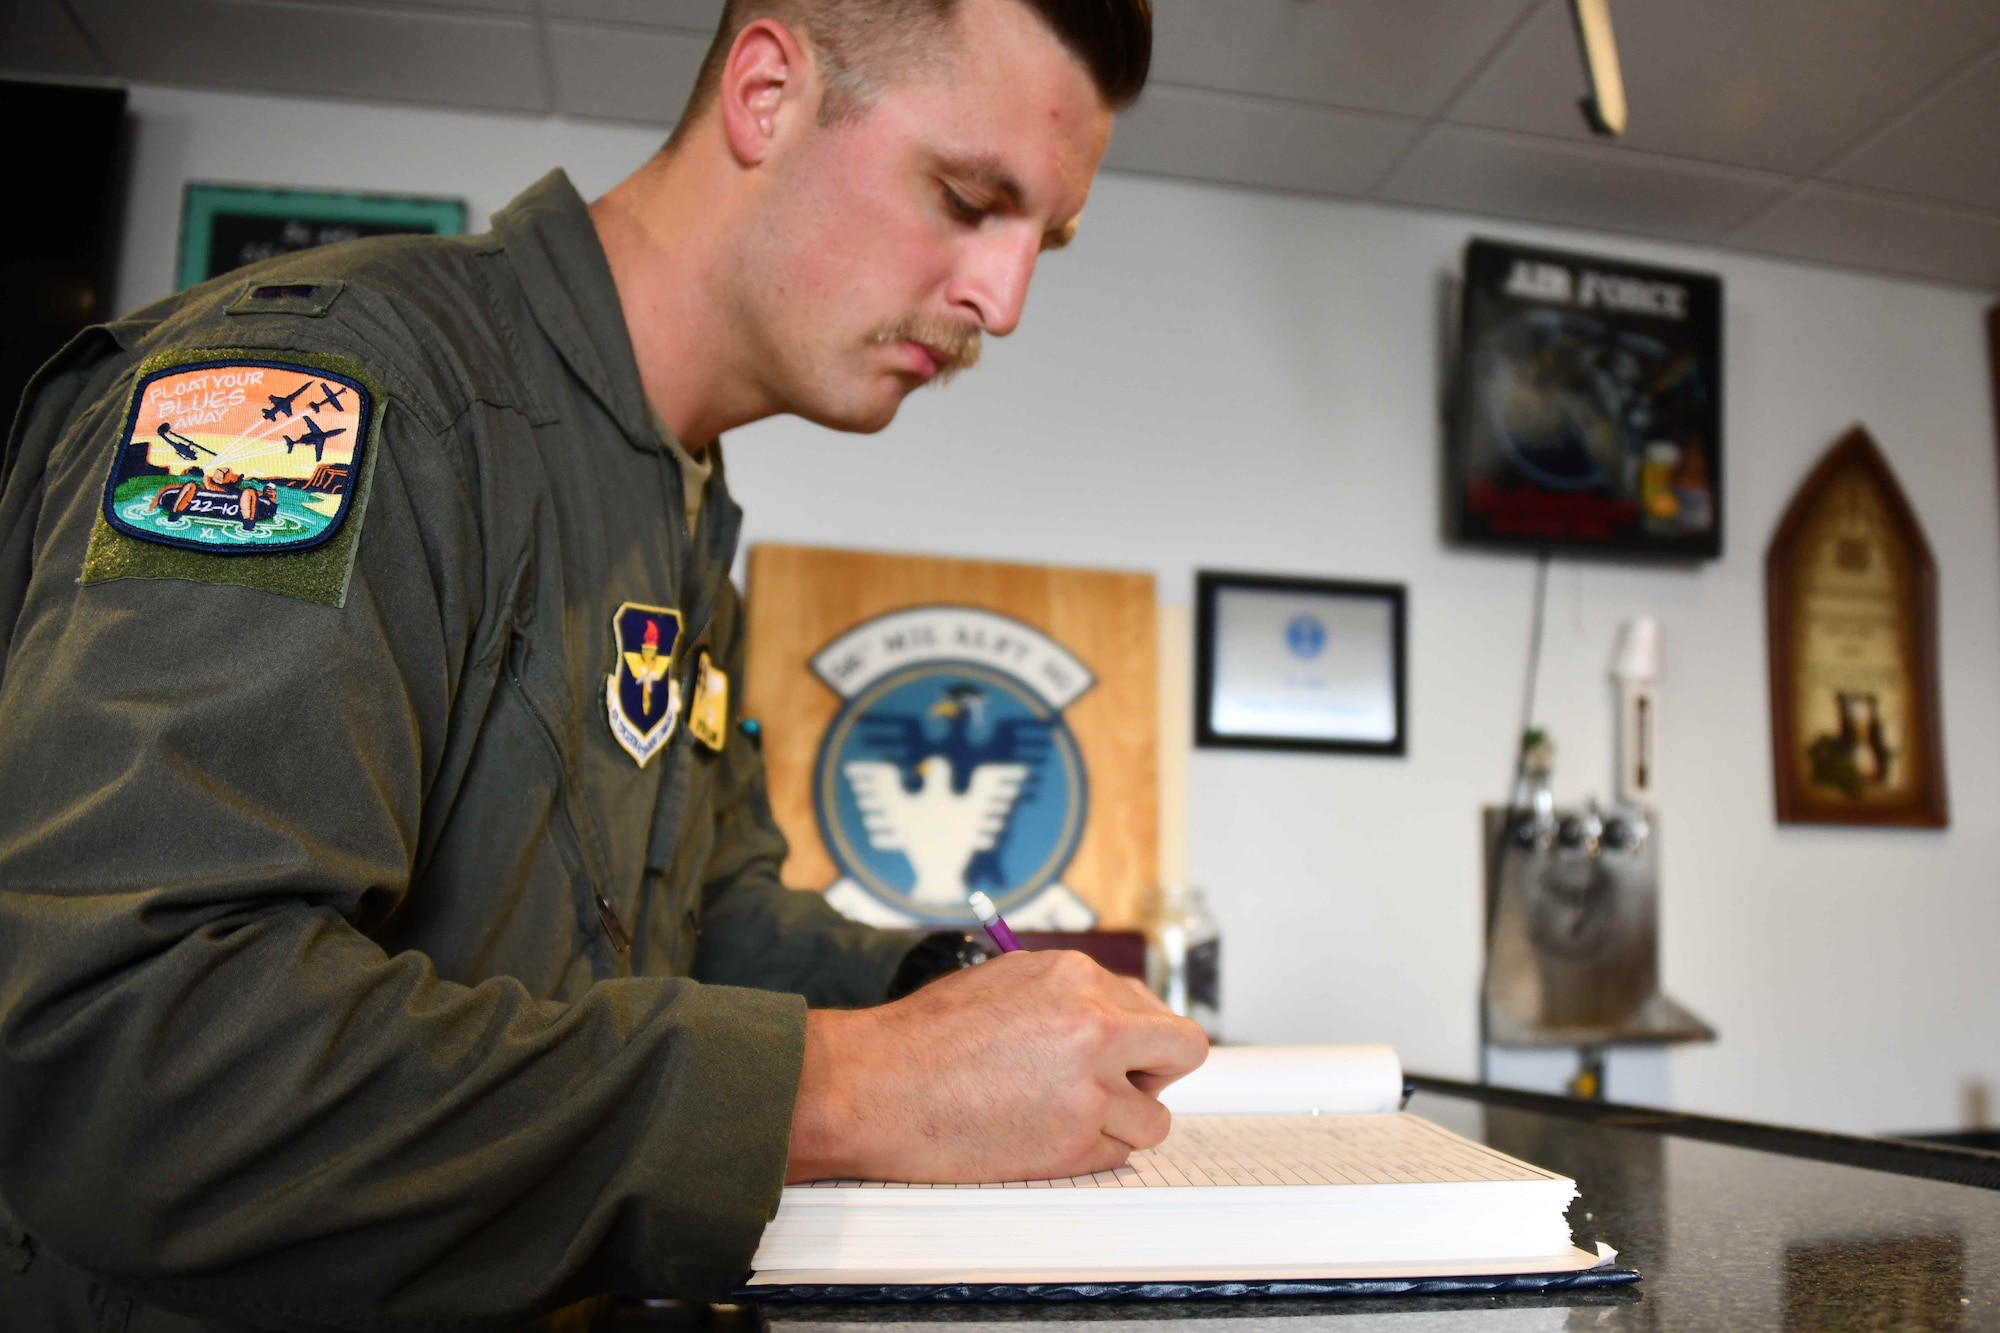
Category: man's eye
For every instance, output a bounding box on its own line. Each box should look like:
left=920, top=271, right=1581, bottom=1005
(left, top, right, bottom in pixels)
left=941, top=186, right=986, bottom=223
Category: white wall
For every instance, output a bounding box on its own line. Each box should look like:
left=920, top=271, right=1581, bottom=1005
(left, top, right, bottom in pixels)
left=108, top=84, right=2000, bottom=1138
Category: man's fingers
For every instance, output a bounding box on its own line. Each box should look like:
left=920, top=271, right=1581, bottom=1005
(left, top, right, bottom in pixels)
left=1103, top=1008, right=1209, bottom=1084
left=1122, top=1020, right=1206, bottom=1097
left=1067, top=1135, right=1136, bottom=1178
left=1100, top=1083, right=1174, bottom=1153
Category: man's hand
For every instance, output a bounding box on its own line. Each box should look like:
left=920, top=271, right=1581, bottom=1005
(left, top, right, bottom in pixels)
left=786, top=950, right=1208, bottom=1183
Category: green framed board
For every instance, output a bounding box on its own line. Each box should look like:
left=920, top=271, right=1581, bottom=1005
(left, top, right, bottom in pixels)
left=177, top=184, right=467, bottom=290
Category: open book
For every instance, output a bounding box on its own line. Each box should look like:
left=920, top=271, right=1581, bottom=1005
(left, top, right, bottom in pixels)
left=744, top=1045, right=1622, bottom=1296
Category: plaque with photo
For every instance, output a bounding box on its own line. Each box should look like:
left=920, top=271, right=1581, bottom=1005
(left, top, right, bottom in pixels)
left=1766, top=428, right=1946, bottom=827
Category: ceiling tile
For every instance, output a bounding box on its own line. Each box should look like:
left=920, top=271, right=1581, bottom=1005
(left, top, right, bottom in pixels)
left=1105, top=84, right=1421, bottom=198
left=1730, top=184, right=2000, bottom=289
left=1150, top=0, right=1538, bottom=118
left=1378, top=125, right=1790, bottom=244
left=548, top=20, right=708, bottom=124
left=1, top=0, right=107, bottom=75
left=1826, top=47, right=2000, bottom=215
left=543, top=0, right=722, bottom=32
left=1448, top=0, right=2000, bottom=174
left=69, top=0, right=545, bottom=111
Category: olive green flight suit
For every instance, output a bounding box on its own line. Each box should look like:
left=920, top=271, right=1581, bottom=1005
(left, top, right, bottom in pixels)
left=0, top=169, right=913, bottom=1331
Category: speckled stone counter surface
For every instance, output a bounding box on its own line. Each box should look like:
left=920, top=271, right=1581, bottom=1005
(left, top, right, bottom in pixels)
left=718, top=1082, right=2000, bottom=1332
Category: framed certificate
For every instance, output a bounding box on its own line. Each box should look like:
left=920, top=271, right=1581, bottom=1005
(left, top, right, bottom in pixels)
left=1194, top=572, right=1406, bottom=756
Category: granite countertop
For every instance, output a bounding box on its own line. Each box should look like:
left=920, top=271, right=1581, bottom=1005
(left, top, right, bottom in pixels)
left=701, top=1083, right=2000, bottom=1332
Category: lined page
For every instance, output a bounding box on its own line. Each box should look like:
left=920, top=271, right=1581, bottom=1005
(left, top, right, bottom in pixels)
left=802, top=1113, right=1562, bottom=1190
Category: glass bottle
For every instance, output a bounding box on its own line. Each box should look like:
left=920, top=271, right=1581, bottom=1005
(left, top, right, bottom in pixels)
left=1154, top=886, right=1221, bottom=1039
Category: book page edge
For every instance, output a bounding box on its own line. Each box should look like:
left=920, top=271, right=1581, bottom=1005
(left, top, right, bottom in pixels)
left=744, top=1246, right=1607, bottom=1286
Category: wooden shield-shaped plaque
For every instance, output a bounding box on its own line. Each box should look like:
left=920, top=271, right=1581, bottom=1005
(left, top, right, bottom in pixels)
left=1766, top=428, right=1946, bottom=826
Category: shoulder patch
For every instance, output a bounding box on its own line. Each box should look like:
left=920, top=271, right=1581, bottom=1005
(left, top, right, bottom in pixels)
left=82, top=350, right=381, bottom=607
left=101, top=357, right=369, bottom=555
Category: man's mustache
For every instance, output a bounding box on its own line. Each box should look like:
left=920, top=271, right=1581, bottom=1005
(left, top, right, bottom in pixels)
left=872, top=317, right=982, bottom=383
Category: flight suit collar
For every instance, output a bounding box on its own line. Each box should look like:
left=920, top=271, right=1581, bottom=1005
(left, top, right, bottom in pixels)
left=492, top=169, right=661, bottom=455
left=495, top=170, right=746, bottom=633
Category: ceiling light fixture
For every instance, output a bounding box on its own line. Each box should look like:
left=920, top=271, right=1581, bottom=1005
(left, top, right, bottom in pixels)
left=1568, top=0, right=1628, bottom=136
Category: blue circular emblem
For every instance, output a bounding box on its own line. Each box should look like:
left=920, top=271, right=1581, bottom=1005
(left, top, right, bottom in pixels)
left=1286, top=614, right=1326, bottom=659
left=815, top=661, right=1087, bottom=924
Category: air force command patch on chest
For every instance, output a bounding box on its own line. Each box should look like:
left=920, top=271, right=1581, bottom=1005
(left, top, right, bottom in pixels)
left=101, top=358, right=371, bottom=556
left=607, top=602, right=685, bottom=766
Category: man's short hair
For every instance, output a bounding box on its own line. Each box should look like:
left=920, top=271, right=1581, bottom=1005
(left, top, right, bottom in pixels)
left=672, top=0, right=1152, bottom=140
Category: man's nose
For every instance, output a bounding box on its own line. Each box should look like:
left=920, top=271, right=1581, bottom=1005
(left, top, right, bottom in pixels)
left=947, top=232, right=1040, bottom=337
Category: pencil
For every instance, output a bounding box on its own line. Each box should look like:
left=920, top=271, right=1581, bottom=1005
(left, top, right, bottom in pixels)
left=966, top=891, right=1021, bottom=953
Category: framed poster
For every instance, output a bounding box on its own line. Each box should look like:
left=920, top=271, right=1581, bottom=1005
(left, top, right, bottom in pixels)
left=1449, top=237, right=1723, bottom=559
left=1194, top=572, right=1406, bottom=756
left=177, top=184, right=466, bottom=290
left=1766, top=428, right=1947, bottom=826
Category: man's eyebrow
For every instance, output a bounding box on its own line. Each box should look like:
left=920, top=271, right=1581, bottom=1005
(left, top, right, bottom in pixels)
left=1043, top=218, right=1078, bottom=252
left=945, top=156, right=1028, bottom=211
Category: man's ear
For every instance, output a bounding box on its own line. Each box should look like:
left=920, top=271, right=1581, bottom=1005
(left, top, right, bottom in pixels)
left=719, top=18, right=816, bottom=166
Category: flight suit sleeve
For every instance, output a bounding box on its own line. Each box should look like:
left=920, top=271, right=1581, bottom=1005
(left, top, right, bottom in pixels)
left=690, top=583, right=916, bottom=1008
left=0, top=333, right=806, bottom=1328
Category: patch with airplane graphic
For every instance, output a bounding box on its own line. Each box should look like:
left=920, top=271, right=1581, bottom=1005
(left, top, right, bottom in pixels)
left=811, top=606, right=1097, bottom=930
left=100, top=357, right=371, bottom=557
left=607, top=602, right=685, bottom=766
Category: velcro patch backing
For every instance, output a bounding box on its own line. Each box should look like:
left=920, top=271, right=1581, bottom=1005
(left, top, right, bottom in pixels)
left=81, top=348, right=382, bottom=607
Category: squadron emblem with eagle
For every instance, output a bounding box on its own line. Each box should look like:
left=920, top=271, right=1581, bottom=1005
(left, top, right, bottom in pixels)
left=810, top=607, right=1098, bottom=930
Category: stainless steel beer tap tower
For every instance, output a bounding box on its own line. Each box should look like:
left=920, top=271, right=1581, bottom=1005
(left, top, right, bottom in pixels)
left=1482, top=616, right=1713, bottom=1099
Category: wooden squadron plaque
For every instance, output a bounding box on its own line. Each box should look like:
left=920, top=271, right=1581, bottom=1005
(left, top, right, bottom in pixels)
left=744, top=544, right=1158, bottom=930
left=1766, top=428, right=1947, bottom=826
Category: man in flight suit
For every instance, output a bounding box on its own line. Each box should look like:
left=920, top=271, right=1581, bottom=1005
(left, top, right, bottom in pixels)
left=0, top=0, right=1206, bottom=1329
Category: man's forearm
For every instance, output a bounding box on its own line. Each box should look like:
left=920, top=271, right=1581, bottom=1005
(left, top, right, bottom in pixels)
left=694, top=871, right=914, bottom=1006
